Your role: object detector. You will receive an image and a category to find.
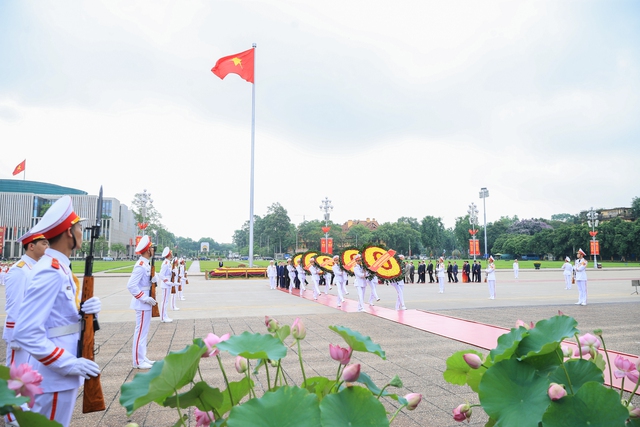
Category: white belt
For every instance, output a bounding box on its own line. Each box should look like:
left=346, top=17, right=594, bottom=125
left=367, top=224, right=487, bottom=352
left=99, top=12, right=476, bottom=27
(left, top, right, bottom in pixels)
left=47, top=323, right=81, bottom=338
left=140, top=287, right=150, bottom=291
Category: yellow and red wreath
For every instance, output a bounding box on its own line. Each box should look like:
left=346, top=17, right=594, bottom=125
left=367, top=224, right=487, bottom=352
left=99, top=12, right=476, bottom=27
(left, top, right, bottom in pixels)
left=361, top=245, right=403, bottom=282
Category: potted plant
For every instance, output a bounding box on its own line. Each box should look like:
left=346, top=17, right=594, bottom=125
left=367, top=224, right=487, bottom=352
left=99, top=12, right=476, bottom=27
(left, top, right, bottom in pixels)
left=533, top=262, right=542, bottom=269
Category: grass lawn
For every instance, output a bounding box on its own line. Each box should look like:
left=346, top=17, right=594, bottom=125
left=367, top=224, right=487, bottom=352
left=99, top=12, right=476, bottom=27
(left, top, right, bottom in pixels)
left=71, top=260, right=193, bottom=274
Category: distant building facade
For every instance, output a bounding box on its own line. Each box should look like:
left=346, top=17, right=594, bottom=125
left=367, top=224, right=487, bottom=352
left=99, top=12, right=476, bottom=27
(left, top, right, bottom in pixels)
left=0, top=179, right=137, bottom=259
left=341, top=218, right=380, bottom=232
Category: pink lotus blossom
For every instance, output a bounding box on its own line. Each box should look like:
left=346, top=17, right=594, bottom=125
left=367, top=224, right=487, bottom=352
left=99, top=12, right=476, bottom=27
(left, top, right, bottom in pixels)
left=265, top=316, right=279, bottom=333
left=291, top=318, right=306, bottom=340
left=7, top=363, right=43, bottom=408
left=614, top=355, right=640, bottom=383
left=195, top=408, right=215, bottom=426
left=629, top=406, right=640, bottom=418
left=515, top=319, right=534, bottom=330
left=463, top=353, right=482, bottom=369
left=404, top=392, right=422, bottom=410
left=548, top=383, right=567, bottom=401
left=202, top=333, right=230, bottom=358
left=329, top=344, right=353, bottom=365
left=341, top=363, right=361, bottom=382
left=560, top=345, right=573, bottom=358
left=235, top=356, right=248, bottom=374
left=452, top=403, right=472, bottom=422
left=574, top=333, right=601, bottom=358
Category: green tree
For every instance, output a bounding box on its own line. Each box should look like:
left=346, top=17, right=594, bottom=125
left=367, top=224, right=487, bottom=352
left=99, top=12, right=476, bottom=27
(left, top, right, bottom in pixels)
left=111, top=243, right=126, bottom=259
left=262, top=203, right=293, bottom=254
left=631, top=196, right=640, bottom=220
left=420, top=216, right=445, bottom=257
left=131, top=191, right=163, bottom=227
left=346, top=224, right=374, bottom=247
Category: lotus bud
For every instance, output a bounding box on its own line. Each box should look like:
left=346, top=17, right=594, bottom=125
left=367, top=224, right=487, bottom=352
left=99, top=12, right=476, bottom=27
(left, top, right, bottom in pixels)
left=341, top=363, right=361, bottom=382
left=291, top=317, right=306, bottom=340
left=593, top=328, right=603, bottom=336
left=463, top=353, right=482, bottom=369
left=235, top=356, right=248, bottom=374
left=329, top=344, right=353, bottom=365
left=404, top=392, right=422, bottom=410
left=269, top=359, right=278, bottom=367
left=561, top=345, right=573, bottom=358
left=265, top=316, right=279, bottom=333
left=629, top=405, right=640, bottom=418
left=548, top=383, right=567, bottom=401
left=452, top=403, right=472, bottom=422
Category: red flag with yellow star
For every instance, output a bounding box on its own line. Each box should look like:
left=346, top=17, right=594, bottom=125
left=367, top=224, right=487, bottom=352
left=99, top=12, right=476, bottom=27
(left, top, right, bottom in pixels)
left=211, top=48, right=254, bottom=83
left=12, top=160, right=25, bottom=176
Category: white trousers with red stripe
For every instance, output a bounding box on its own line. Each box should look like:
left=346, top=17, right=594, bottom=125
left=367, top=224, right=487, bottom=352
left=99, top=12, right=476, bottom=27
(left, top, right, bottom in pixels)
left=32, top=388, right=77, bottom=427
left=132, top=309, right=151, bottom=366
left=161, top=288, right=171, bottom=321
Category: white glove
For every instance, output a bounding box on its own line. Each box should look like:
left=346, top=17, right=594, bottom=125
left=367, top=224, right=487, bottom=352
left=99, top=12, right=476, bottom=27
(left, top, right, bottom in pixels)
left=151, top=276, right=158, bottom=283
left=9, top=341, right=20, bottom=351
left=142, top=296, right=157, bottom=306
left=69, top=357, right=100, bottom=379
left=81, top=296, right=101, bottom=314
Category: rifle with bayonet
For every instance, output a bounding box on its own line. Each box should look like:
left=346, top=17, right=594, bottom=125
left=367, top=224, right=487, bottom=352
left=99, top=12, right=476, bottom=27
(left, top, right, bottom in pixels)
left=79, top=186, right=106, bottom=413
left=150, top=245, right=160, bottom=317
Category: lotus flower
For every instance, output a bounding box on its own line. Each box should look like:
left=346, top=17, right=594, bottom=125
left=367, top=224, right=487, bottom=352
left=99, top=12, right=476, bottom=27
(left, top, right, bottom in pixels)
left=574, top=333, right=601, bottom=358
left=341, top=363, right=361, bottom=382
left=265, top=316, right=279, bottom=333
left=195, top=408, right=215, bottom=426
left=452, top=403, right=472, bottom=422
left=404, top=392, right=422, bottom=410
left=329, top=344, right=353, bottom=365
left=202, top=333, right=230, bottom=358
left=7, top=363, right=43, bottom=408
left=292, top=317, right=306, bottom=340
left=235, top=356, right=248, bottom=374
left=463, top=353, right=482, bottom=369
left=548, top=383, right=567, bottom=401
left=614, top=355, right=639, bottom=383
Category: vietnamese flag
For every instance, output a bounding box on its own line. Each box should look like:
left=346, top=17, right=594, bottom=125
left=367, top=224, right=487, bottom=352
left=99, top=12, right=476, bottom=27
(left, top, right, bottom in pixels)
left=12, top=160, right=25, bottom=176
left=211, top=48, right=254, bottom=83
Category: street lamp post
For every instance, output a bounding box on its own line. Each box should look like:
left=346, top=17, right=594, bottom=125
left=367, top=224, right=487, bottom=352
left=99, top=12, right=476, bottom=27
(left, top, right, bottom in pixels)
left=468, top=202, right=479, bottom=261
left=479, top=188, right=489, bottom=259
left=140, top=189, right=153, bottom=237
left=320, top=197, right=333, bottom=253
left=587, top=207, right=599, bottom=269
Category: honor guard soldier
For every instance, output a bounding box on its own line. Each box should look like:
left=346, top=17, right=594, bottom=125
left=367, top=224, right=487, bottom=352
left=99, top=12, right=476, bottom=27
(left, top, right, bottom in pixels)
left=353, top=254, right=368, bottom=312
left=13, top=196, right=102, bottom=426
left=390, top=254, right=406, bottom=310
left=178, top=258, right=186, bottom=300
left=331, top=255, right=346, bottom=307
left=158, top=247, right=174, bottom=322
left=286, top=259, right=296, bottom=294
left=575, top=249, right=588, bottom=305
left=3, top=231, right=49, bottom=426
left=485, top=256, right=496, bottom=299
left=295, top=259, right=307, bottom=293
left=127, top=235, right=157, bottom=369
left=170, top=257, right=180, bottom=311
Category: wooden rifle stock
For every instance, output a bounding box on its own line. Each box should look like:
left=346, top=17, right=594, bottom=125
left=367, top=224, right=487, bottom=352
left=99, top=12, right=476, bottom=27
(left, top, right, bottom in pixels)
left=150, top=261, right=160, bottom=318
left=81, top=275, right=106, bottom=413
left=170, top=262, right=177, bottom=294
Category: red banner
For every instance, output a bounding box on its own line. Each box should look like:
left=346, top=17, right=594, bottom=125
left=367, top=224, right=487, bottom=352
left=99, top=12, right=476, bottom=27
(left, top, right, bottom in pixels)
left=469, top=239, right=480, bottom=256
left=135, top=236, right=142, bottom=248
left=590, top=240, right=600, bottom=256
left=321, top=238, right=333, bottom=254
left=0, top=226, right=5, bottom=254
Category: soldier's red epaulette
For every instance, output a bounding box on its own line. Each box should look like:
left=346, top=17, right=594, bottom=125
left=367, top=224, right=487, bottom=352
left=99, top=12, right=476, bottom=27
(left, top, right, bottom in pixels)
left=16, top=261, right=26, bottom=268
left=51, top=258, right=60, bottom=269
left=139, top=261, right=144, bottom=266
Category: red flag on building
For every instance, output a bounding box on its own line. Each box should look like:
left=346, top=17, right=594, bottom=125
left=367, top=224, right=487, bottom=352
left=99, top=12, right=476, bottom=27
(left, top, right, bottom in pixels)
left=12, top=160, right=26, bottom=176
left=211, top=48, right=254, bottom=83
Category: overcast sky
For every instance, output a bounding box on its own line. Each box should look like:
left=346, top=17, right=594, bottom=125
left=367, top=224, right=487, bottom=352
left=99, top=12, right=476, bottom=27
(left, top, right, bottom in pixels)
left=1, top=1, right=639, bottom=243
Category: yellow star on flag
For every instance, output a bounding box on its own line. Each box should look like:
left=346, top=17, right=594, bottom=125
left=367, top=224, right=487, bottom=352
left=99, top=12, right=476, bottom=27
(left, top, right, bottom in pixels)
left=232, top=57, right=243, bottom=68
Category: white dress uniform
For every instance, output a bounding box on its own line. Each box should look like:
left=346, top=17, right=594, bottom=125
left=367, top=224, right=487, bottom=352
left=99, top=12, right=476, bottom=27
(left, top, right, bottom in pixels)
left=178, top=261, right=186, bottom=300
left=575, top=252, right=588, bottom=305
left=436, top=260, right=446, bottom=293
left=127, top=255, right=155, bottom=368
left=366, top=275, right=380, bottom=305
left=485, top=260, right=496, bottom=299
left=353, top=261, right=368, bottom=312
left=267, top=263, right=277, bottom=289
left=287, top=262, right=296, bottom=294
left=158, top=252, right=173, bottom=322
left=562, top=258, right=573, bottom=289
left=513, top=260, right=519, bottom=279
left=170, top=260, right=180, bottom=311
left=309, top=262, right=321, bottom=300
left=295, top=263, right=307, bottom=292
left=331, top=261, right=345, bottom=307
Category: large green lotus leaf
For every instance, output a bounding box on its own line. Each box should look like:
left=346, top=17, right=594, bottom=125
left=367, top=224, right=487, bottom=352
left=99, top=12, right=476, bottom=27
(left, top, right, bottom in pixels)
left=542, top=382, right=629, bottom=427
left=303, top=376, right=335, bottom=399
left=215, top=377, right=254, bottom=415
left=548, top=359, right=603, bottom=393
left=226, top=386, right=320, bottom=427
left=275, top=325, right=290, bottom=343
left=217, top=331, right=287, bottom=360
left=478, top=358, right=550, bottom=427
left=0, top=379, right=29, bottom=410
left=443, top=350, right=485, bottom=393
left=489, top=327, right=529, bottom=364
left=356, top=371, right=403, bottom=402
left=521, top=350, right=562, bottom=375
left=162, top=380, right=224, bottom=411
left=329, top=326, right=385, bottom=359
left=0, top=366, right=9, bottom=380
left=517, top=316, right=578, bottom=360
left=13, top=409, right=62, bottom=427
left=120, top=342, right=206, bottom=415
left=627, top=417, right=640, bottom=427
left=320, top=386, right=389, bottom=427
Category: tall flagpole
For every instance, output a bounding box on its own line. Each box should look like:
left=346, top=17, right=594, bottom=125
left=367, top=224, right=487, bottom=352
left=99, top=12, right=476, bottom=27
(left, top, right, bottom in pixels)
left=248, top=43, right=256, bottom=267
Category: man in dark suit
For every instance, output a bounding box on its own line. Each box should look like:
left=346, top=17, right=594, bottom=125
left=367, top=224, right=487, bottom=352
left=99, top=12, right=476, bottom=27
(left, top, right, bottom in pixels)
left=463, top=261, right=471, bottom=282
left=427, top=260, right=434, bottom=283
left=452, top=261, right=459, bottom=282
left=447, top=261, right=453, bottom=282
left=417, top=261, right=426, bottom=283
left=409, top=262, right=415, bottom=283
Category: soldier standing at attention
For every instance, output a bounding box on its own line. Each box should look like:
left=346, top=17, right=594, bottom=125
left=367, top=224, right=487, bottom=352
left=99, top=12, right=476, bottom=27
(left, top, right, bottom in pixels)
left=127, top=235, right=158, bottom=369
left=158, top=247, right=174, bottom=322
left=575, top=249, right=588, bottom=305
left=14, top=196, right=102, bottom=426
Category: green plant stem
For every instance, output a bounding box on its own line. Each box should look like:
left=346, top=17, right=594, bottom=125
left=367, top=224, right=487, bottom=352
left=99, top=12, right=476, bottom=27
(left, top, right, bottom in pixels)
left=216, top=354, right=234, bottom=407
left=377, top=384, right=390, bottom=400
left=197, top=365, right=204, bottom=382
left=598, top=334, right=614, bottom=390
left=245, top=362, right=256, bottom=399
left=624, top=380, right=640, bottom=406
left=264, top=359, right=272, bottom=390
left=620, top=378, right=626, bottom=400
left=174, top=391, right=187, bottom=426
left=280, top=360, right=289, bottom=385
left=388, top=404, right=407, bottom=424
left=555, top=348, right=574, bottom=394
left=297, top=339, right=307, bottom=386
left=575, top=333, right=583, bottom=359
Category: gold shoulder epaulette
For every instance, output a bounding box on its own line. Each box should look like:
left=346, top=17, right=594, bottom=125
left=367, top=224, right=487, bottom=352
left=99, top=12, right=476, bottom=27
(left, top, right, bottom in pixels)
left=16, top=261, right=26, bottom=268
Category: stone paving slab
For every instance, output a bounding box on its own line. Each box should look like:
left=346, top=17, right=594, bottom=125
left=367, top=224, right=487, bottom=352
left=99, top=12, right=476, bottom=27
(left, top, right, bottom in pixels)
left=0, top=265, right=639, bottom=426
